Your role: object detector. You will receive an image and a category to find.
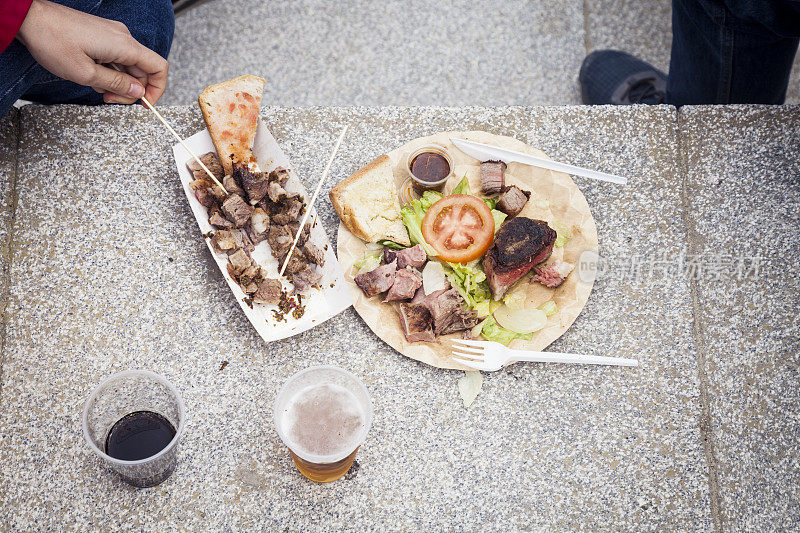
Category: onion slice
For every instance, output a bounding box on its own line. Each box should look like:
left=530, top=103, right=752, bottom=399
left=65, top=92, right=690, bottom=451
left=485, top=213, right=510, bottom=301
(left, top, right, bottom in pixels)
left=422, top=261, right=446, bottom=295
left=493, top=306, right=547, bottom=334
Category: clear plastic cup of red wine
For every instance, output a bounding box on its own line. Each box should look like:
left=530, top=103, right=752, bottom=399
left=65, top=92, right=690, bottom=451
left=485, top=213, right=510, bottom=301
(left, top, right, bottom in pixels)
left=82, top=370, right=185, bottom=488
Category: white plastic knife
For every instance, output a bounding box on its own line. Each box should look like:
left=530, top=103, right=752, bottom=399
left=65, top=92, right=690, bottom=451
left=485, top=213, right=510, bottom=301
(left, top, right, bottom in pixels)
left=450, top=138, right=627, bottom=185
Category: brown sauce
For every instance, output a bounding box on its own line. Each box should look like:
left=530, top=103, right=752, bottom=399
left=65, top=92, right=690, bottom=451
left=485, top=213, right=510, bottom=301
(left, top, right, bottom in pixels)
left=410, top=152, right=450, bottom=182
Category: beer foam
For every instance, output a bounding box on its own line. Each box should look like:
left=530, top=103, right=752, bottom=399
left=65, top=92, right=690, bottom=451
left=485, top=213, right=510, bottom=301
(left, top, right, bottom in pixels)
left=282, top=382, right=364, bottom=458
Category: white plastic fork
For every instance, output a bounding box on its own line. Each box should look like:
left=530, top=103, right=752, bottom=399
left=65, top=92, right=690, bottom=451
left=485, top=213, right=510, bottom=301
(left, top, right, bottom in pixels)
left=450, top=339, right=639, bottom=371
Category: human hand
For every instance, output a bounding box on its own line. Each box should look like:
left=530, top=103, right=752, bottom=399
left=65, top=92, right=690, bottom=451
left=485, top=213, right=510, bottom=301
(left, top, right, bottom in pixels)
left=16, top=0, right=169, bottom=105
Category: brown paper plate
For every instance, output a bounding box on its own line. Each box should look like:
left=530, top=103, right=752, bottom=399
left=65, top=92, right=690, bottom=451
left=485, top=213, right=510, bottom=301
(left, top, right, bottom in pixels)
left=336, top=131, right=598, bottom=370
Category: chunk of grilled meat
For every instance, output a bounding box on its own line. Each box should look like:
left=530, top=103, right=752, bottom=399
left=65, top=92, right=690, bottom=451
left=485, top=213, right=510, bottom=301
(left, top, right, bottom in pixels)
left=233, top=163, right=269, bottom=204
left=482, top=217, right=556, bottom=299
left=383, top=244, right=427, bottom=270
left=354, top=260, right=397, bottom=298
left=187, top=152, right=225, bottom=181
left=397, top=302, right=436, bottom=343
left=384, top=267, right=423, bottom=302
left=496, top=186, right=531, bottom=217
left=221, top=194, right=254, bottom=228
left=480, top=160, right=506, bottom=194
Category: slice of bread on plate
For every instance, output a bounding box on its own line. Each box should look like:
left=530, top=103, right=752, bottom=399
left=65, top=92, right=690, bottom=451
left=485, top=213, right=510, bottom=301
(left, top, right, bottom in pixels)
left=330, top=154, right=411, bottom=246
left=198, top=75, right=266, bottom=174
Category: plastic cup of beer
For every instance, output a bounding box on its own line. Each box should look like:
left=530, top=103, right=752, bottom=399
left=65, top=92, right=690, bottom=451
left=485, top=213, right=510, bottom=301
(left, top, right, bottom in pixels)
left=274, top=366, right=373, bottom=483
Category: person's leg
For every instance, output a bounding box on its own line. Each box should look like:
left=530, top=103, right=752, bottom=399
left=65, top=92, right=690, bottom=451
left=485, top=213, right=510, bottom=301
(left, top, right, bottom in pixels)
left=667, top=0, right=800, bottom=105
left=0, top=0, right=173, bottom=114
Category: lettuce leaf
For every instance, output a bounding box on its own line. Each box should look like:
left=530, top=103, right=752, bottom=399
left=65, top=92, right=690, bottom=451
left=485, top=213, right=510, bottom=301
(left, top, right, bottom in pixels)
left=400, top=199, right=438, bottom=256
left=484, top=197, right=498, bottom=210
left=443, top=261, right=491, bottom=308
left=378, top=239, right=406, bottom=250
left=451, top=175, right=470, bottom=195
left=478, top=315, right=532, bottom=346
left=491, top=209, right=507, bottom=233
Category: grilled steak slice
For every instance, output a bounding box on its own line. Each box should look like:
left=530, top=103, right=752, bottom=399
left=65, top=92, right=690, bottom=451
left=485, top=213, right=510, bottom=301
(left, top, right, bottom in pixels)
left=480, top=160, right=507, bottom=194
left=384, top=244, right=427, bottom=270
left=531, top=259, right=575, bottom=289
left=384, top=267, right=423, bottom=302
left=397, top=302, right=435, bottom=343
left=483, top=217, right=556, bottom=299
left=221, top=194, right=254, bottom=228
left=253, top=278, right=282, bottom=305
left=496, top=186, right=531, bottom=217
left=289, top=222, right=311, bottom=246
left=354, top=260, right=397, bottom=298
left=233, top=163, right=269, bottom=204
left=187, top=152, right=224, bottom=180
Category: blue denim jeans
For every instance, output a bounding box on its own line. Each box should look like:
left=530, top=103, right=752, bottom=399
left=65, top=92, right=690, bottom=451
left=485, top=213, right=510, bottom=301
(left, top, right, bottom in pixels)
left=0, top=0, right=174, bottom=116
left=667, top=0, right=800, bottom=105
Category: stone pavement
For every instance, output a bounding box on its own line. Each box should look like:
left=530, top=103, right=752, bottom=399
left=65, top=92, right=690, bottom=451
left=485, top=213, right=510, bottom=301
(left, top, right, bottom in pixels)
left=0, top=103, right=796, bottom=530
left=162, top=0, right=800, bottom=106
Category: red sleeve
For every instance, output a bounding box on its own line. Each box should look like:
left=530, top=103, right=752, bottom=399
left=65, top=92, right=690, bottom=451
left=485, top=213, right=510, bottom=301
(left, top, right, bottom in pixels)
left=0, top=0, right=34, bottom=53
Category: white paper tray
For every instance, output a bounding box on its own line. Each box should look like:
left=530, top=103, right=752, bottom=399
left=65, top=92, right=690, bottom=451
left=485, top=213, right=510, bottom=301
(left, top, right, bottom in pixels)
left=172, top=121, right=351, bottom=342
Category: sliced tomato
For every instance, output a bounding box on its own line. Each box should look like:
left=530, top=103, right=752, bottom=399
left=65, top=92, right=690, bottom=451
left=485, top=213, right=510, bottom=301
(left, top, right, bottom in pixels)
left=422, top=194, right=495, bottom=263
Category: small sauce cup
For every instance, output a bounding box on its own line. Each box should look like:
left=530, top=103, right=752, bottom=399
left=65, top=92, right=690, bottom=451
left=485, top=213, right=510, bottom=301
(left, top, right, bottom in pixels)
left=404, top=144, right=454, bottom=193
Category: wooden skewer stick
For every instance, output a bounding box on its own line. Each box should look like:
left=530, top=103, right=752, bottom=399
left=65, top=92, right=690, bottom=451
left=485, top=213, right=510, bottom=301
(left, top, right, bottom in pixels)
left=278, top=125, right=348, bottom=278
left=109, top=64, right=228, bottom=195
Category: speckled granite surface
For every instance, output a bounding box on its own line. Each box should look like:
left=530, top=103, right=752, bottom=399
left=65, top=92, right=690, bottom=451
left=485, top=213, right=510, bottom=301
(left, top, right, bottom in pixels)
left=0, top=110, right=17, bottom=397
left=681, top=105, right=800, bottom=530
left=164, top=0, right=586, bottom=106
left=163, top=0, right=800, bottom=106
left=0, top=105, right=721, bottom=530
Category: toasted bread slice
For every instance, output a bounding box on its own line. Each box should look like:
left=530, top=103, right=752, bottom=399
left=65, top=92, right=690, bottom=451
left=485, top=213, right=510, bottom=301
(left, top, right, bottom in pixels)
left=330, top=154, right=411, bottom=246
left=198, top=75, right=266, bottom=174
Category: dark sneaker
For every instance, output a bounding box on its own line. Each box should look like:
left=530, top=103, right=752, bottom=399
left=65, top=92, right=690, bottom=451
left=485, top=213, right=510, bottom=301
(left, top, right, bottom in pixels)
left=579, top=50, right=666, bottom=105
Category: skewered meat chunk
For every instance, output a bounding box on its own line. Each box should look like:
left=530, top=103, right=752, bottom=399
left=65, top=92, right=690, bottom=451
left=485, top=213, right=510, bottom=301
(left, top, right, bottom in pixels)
left=187, top=152, right=224, bottom=180
left=246, top=208, right=269, bottom=244
left=496, top=186, right=531, bottom=217
left=397, top=302, right=435, bottom=342
left=284, top=253, right=309, bottom=276
left=267, top=224, right=293, bottom=261
left=291, top=267, right=323, bottom=292
left=253, top=278, right=282, bottom=305
left=480, top=160, right=507, bottom=194
left=269, top=167, right=291, bottom=187
left=221, top=194, right=254, bottom=228
left=302, top=241, right=325, bottom=265
left=354, top=260, right=397, bottom=298
left=233, top=163, right=269, bottom=204
left=190, top=180, right=216, bottom=208
left=384, top=268, right=423, bottom=302
left=227, top=249, right=252, bottom=276
left=383, top=244, right=427, bottom=270
left=222, top=174, right=245, bottom=197
left=209, top=212, right=234, bottom=229
left=289, top=222, right=311, bottom=246
left=271, top=196, right=303, bottom=225
left=483, top=217, right=556, bottom=299
left=267, top=181, right=288, bottom=203
left=231, top=229, right=255, bottom=255
left=211, top=230, right=237, bottom=254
